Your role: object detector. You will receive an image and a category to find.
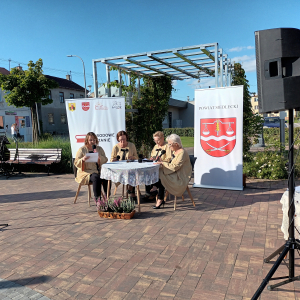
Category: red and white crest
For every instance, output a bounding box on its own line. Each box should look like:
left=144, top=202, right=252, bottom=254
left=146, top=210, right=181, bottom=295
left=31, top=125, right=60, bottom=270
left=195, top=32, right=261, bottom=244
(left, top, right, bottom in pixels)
left=200, top=118, right=236, bottom=158
left=82, top=102, right=90, bottom=111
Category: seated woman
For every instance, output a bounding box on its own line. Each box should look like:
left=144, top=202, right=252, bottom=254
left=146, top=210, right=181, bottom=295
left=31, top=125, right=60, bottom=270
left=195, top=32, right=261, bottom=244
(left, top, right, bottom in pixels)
left=110, top=130, right=138, bottom=199
left=151, top=134, right=192, bottom=209
left=145, top=131, right=172, bottom=198
left=74, top=132, right=108, bottom=204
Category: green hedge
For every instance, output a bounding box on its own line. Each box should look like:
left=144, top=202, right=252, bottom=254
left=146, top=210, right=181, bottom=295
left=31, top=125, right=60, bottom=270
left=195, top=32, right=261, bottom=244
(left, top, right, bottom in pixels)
left=163, top=127, right=194, bottom=137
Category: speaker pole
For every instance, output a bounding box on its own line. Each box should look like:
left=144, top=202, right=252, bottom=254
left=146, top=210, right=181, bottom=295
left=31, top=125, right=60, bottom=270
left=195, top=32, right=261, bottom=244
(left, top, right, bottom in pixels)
left=252, top=109, right=300, bottom=299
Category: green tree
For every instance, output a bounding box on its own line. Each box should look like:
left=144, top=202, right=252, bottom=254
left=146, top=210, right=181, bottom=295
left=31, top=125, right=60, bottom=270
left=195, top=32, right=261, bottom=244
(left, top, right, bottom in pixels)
left=107, top=68, right=173, bottom=155
left=0, top=59, right=58, bottom=143
left=231, top=63, right=263, bottom=155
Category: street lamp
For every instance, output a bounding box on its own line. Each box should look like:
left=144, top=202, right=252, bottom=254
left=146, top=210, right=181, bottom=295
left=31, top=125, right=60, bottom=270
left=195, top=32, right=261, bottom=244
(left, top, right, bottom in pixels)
left=67, top=55, right=87, bottom=98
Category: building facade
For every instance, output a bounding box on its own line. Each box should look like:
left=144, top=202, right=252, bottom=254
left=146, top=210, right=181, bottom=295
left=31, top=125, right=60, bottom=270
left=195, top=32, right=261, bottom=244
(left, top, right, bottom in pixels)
left=39, top=75, right=86, bottom=135
left=0, top=69, right=86, bottom=140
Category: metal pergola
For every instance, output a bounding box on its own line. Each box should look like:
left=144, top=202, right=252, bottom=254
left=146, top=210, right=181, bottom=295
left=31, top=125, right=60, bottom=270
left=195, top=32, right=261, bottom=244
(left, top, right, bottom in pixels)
left=92, top=43, right=232, bottom=98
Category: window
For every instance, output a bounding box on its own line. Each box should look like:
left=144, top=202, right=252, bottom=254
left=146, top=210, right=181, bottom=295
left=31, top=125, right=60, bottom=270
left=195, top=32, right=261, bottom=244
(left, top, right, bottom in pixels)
left=254, top=98, right=258, bottom=102
left=255, top=105, right=258, bottom=110
left=48, top=91, right=52, bottom=100
left=0, top=116, right=4, bottom=129
left=59, top=92, right=64, bottom=103
left=70, top=93, right=74, bottom=99
left=80, top=94, right=84, bottom=98
left=61, top=114, right=66, bottom=124
left=48, top=113, right=54, bottom=124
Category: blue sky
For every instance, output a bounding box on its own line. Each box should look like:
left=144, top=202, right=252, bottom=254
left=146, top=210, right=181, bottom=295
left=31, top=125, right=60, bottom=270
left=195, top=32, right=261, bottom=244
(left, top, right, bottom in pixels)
left=1, top=0, right=300, bottom=101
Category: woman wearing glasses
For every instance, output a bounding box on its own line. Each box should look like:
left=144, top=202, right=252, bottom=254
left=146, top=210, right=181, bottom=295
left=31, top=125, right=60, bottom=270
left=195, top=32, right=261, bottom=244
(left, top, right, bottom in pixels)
left=150, top=134, right=192, bottom=209
left=145, top=131, right=172, bottom=199
left=74, top=132, right=108, bottom=204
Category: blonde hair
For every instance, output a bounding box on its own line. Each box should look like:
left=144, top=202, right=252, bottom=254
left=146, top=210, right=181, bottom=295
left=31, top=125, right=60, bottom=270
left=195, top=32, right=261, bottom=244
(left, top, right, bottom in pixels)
left=84, top=132, right=99, bottom=146
left=166, top=134, right=182, bottom=148
left=153, top=131, right=164, bottom=139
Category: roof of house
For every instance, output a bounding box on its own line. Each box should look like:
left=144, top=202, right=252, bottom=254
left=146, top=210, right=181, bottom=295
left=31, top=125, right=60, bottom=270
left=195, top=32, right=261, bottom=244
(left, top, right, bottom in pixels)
left=0, top=67, right=10, bottom=75
left=168, top=98, right=188, bottom=108
left=45, top=75, right=86, bottom=92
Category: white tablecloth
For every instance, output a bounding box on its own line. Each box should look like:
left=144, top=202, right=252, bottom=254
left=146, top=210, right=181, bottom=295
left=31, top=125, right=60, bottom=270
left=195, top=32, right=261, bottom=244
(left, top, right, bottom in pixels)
left=280, top=186, right=300, bottom=240
left=100, top=161, right=160, bottom=186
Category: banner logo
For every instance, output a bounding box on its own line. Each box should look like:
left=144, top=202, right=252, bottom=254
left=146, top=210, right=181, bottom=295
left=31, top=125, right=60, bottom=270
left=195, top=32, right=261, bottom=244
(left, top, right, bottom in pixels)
left=68, top=103, right=76, bottom=111
left=75, top=134, right=86, bottom=143
left=95, top=101, right=108, bottom=110
left=82, top=102, right=90, bottom=111
left=200, top=118, right=236, bottom=157
left=112, top=101, right=122, bottom=109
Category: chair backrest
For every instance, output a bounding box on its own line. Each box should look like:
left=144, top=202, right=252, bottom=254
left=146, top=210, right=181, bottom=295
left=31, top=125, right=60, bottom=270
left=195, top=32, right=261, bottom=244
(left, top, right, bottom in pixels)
left=189, top=155, right=197, bottom=171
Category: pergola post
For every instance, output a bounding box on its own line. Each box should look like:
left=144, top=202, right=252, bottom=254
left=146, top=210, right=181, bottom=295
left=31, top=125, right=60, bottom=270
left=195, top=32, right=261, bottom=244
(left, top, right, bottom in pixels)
left=118, top=69, right=122, bottom=97
left=219, top=48, right=223, bottom=87
left=224, top=54, right=228, bottom=87
left=138, top=77, right=141, bottom=99
left=106, top=65, right=111, bottom=97
left=127, top=73, right=132, bottom=105
left=214, top=43, right=219, bottom=87
left=93, top=60, right=98, bottom=98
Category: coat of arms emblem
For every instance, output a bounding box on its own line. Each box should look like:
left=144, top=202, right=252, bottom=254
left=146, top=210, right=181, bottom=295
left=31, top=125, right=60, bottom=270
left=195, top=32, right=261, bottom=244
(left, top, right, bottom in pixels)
left=200, top=118, right=236, bottom=157
left=82, top=102, right=90, bottom=111
left=68, top=103, right=76, bottom=111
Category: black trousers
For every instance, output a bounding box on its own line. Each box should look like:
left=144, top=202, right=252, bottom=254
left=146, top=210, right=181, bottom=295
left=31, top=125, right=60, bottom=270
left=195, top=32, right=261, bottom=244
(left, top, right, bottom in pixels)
left=145, top=184, right=153, bottom=194
left=153, top=179, right=165, bottom=200
left=90, top=173, right=108, bottom=198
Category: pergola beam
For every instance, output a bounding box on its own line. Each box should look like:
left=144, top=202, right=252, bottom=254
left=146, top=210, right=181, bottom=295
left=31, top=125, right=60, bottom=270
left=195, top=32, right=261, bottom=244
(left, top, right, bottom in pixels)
left=173, top=51, right=214, bottom=77
left=147, top=53, right=199, bottom=79
left=125, top=57, right=183, bottom=80
left=93, top=43, right=231, bottom=97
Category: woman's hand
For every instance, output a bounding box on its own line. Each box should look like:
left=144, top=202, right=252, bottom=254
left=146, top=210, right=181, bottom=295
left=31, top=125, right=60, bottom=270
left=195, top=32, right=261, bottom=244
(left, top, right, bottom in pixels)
left=82, top=155, right=90, bottom=162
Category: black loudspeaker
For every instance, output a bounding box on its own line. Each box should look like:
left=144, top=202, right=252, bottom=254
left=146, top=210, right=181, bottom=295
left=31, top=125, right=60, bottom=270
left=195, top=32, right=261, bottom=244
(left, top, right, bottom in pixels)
left=255, top=28, right=300, bottom=113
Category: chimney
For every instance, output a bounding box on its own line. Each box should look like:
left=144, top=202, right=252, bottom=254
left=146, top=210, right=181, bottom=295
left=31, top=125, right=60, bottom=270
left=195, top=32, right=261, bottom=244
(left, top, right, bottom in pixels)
left=66, top=74, right=71, bottom=80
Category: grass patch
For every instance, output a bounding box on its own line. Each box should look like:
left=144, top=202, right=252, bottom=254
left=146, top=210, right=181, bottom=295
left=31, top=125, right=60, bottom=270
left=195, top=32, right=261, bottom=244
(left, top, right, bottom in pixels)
left=181, top=136, right=194, bottom=148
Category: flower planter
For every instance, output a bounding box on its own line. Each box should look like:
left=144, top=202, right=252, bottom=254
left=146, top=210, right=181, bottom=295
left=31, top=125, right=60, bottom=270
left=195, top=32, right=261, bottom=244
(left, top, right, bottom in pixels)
left=97, top=210, right=135, bottom=220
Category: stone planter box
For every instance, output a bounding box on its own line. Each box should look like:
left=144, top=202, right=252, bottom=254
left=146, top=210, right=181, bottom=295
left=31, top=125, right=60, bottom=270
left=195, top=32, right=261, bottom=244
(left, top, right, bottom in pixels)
left=97, top=210, right=135, bottom=220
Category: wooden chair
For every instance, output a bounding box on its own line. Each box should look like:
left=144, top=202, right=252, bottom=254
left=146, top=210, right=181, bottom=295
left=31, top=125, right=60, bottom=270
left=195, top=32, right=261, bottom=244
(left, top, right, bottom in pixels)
left=74, top=182, right=93, bottom=206
left=163, top=155, right=197, bottom=210
left=73, top=166, right=104, bottom=206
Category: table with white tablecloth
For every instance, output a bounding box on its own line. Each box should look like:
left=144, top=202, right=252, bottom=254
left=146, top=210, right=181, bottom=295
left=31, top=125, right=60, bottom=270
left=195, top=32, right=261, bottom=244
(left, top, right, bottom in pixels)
left=280, top=186, right=300, bottom=240
left=100, top=161, right=160, bottom=212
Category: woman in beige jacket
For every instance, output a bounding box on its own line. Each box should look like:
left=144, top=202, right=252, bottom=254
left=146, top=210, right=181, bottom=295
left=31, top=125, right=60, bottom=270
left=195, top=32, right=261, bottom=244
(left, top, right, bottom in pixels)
left=74, top=132, right=108, bottom=203
left=150, top=134, right=192, bottom=209
left=110, top=130, right=138, bottom=199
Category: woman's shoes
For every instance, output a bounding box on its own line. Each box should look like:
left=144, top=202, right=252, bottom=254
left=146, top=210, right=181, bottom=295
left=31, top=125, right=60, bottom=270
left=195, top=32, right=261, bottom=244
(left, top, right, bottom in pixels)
left=153, top=200, right=165, bottom=209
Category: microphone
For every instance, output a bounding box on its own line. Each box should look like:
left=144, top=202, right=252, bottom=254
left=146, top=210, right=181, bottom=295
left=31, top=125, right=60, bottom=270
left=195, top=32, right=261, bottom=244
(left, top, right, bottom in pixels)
left=155, top=150, right=166, bottom=162
left=92, top=145, right=97, bottom=153
left=138, top=154, right=143, bottom=163
left=116, top=155, right=120, bottom=161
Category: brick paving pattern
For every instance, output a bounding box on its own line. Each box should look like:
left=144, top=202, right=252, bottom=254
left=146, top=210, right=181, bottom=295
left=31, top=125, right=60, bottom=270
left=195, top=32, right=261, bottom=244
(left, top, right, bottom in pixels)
left=0, top=172, right=299, bottom=299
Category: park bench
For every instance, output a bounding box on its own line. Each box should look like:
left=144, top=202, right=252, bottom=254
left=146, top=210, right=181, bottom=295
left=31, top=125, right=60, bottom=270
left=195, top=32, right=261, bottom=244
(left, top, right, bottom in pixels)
left=7, top=148, right=62, bottom=175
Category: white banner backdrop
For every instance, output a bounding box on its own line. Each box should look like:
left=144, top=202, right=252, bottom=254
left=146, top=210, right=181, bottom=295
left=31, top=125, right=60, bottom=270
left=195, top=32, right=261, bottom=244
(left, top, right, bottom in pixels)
left=194, top=86, right=244, bottom=190
left=65, top=97, right=125, bottom=158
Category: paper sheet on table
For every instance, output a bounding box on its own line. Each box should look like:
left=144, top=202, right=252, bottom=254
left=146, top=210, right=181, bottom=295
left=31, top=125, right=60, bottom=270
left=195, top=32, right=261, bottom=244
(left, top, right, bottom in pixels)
left=85, top=153, right=98, bottom=162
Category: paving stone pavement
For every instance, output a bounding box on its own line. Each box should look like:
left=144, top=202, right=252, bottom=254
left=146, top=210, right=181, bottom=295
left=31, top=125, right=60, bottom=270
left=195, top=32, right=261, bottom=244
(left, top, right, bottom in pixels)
left=0, top=278, right=50, bottom=299
left=0, top=172, right=300, bottom=299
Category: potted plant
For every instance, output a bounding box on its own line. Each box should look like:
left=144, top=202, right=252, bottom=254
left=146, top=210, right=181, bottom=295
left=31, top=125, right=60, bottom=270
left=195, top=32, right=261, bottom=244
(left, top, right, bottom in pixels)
left=97, top=196, right=136, bottom=219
